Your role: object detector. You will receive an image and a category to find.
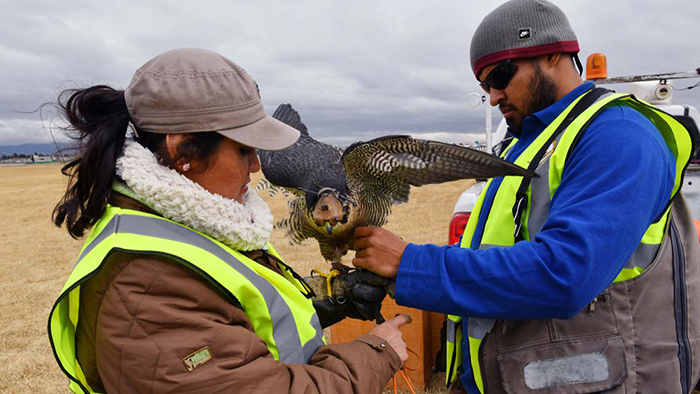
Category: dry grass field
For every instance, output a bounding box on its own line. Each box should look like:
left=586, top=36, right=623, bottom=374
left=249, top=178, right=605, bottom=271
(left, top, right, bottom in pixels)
left=0, top=163, right=473, bottom=393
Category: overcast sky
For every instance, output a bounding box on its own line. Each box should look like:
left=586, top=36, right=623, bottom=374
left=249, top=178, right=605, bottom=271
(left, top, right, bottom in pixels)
left=1, top=0, right=699, bottom=147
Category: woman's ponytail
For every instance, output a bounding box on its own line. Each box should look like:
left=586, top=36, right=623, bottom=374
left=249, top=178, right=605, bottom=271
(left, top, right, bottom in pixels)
left=53, top=85, right=131, bottom=238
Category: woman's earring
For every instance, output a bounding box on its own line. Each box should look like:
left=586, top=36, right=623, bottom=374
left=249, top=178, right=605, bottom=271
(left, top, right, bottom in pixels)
left=182, top=163, right=191, bottom=172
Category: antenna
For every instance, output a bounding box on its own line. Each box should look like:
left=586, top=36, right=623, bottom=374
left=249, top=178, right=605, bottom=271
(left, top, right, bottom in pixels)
left=594, top=69, right=700, bottom=85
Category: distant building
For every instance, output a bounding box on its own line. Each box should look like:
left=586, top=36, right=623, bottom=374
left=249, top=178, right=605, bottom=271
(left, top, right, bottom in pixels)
left=31, top=155, right=54, bottom=163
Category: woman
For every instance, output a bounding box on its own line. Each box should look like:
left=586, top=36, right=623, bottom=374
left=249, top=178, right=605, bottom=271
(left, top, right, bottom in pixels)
left=48, top=48, right=409, bottom=394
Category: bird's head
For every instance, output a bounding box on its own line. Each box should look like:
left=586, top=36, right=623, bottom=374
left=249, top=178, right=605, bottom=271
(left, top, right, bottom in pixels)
left=308, top=188, right=354, bottom=235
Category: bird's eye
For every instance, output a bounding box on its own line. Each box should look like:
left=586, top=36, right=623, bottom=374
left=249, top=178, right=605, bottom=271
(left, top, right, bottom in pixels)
left=320, top=204, right=329, bottom=211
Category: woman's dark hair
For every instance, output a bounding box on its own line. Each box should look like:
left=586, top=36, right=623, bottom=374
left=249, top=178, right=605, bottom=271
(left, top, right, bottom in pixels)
left=53, top=85, right=224, bottom=238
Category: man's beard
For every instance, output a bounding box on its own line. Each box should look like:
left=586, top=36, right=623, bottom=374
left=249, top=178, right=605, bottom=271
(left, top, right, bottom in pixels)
left=506, top=64, right=557, bottom=133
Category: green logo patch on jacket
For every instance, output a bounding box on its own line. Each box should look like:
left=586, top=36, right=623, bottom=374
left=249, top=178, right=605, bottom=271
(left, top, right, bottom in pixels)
left=183, top=346, right=213, bottom=372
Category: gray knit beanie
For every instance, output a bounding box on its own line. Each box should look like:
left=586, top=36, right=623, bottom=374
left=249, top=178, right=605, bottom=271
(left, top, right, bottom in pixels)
left=470, top=0, right=579, bottom=78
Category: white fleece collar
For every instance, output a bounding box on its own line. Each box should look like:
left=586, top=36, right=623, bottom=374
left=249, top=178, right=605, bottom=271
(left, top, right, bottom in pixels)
left=115, top=140, right=273, bottom=251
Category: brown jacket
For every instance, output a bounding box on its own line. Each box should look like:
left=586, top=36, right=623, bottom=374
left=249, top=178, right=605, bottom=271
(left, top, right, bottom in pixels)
left=75, top=194, right=401, bottom=393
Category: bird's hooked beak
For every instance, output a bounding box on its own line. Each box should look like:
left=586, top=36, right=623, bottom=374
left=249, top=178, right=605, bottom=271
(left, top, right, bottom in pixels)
left=311, top=189, right=349, bottom=235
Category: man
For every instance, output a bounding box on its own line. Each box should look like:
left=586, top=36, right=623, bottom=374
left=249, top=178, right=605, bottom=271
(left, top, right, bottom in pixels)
left=352, top=0, right=700, bottom=393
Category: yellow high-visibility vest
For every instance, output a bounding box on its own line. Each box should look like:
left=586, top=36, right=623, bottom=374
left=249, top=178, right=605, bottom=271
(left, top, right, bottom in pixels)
left=445, top=90, right=693, bottom=392
left=48, top=205, right=325, bottom=394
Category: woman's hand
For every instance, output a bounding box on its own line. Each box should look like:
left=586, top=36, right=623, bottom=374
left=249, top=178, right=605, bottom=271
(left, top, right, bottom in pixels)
left=367, top=314, right=412, bottom=364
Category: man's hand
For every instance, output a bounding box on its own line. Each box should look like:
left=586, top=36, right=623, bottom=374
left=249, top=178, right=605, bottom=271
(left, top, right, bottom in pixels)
left=352, top=226, right=408, bottom=278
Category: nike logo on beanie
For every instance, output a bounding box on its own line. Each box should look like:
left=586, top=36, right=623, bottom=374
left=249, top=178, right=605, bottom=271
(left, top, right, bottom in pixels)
left=519, top=28, right=531, bottom=39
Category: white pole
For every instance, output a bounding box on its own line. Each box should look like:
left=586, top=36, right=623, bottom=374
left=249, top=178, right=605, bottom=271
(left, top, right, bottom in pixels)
left=485, top=94, right=493, bottom=153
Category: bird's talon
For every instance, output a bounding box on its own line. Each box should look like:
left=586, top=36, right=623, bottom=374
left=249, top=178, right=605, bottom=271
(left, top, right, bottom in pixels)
left=310, top=268, right=342, bottom=296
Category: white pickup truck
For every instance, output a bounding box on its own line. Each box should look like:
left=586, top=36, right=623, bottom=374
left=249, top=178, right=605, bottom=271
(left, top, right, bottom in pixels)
left=448, top=61, right=700, bottom=244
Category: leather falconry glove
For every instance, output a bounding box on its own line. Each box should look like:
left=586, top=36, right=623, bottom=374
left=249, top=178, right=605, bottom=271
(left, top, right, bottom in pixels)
left=308, top=268, right=392, bottom=328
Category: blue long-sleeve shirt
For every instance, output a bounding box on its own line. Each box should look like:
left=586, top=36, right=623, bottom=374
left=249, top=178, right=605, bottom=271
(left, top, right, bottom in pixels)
left=394, top=82, right=676, bottom=392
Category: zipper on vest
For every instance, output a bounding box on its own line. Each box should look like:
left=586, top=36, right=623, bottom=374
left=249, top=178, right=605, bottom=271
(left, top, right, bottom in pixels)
left=670, top=220, right=692, bottom=393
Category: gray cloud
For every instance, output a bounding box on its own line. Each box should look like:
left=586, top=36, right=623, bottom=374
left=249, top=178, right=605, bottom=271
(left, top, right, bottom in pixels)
left=0, top=0, right=698, bottom=146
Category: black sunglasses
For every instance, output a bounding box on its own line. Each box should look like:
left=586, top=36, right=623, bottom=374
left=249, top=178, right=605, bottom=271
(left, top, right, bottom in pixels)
left=479, top=59, right=518, bottom=93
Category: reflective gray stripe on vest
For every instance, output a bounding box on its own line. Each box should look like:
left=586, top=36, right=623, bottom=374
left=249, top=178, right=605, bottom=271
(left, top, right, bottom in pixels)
left=304, top=313, right=324, bottom=362
left=77, top=217, right=119, bottom=263
left=624, top=242, right=660, bottom=270
left=79, top=213, right=325, bottom=364
left=468, top=317, right=496, bottom=339
left=527, top=149, right=555, bottom=237
left=447, top=319, right=458, bottom=342
left=478, top=244, right=503, bottom=250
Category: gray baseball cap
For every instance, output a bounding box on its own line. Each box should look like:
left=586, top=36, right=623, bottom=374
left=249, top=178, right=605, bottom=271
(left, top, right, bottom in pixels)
left=124, top=48, right=299, bottom=151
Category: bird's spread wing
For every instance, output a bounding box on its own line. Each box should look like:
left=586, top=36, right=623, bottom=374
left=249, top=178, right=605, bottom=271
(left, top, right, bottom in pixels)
left=258, top=104, right=344, bottom=195
left=270, top=103, right=309, bottom=136
left=342, top=135, right=536, bottom=204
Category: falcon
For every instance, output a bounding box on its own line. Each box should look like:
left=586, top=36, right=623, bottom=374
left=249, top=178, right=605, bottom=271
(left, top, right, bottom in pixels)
left=259, top=104, right=534, bottom=262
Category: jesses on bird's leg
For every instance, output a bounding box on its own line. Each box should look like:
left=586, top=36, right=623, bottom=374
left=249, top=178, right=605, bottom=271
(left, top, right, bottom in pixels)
left=307, top=262, right=392, bottom=326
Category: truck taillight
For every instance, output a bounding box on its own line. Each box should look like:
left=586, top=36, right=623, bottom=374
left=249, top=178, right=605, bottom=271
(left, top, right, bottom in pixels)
left=448, top=212, right=470, bottom=245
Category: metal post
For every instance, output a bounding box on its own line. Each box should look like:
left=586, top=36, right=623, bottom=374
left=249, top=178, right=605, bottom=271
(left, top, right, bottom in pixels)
left=485, top=94, right=492, bottom=153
